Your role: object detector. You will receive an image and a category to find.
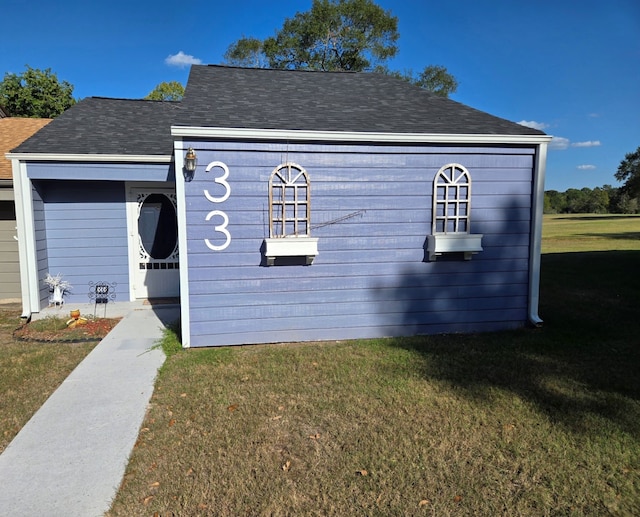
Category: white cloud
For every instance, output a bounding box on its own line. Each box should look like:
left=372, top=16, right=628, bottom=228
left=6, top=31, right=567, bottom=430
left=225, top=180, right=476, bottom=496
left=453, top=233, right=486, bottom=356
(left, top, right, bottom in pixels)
left=588, top=113, right=600, bottom=118
left=549, top=136, right=570, bottom=150
left=571, top=140, right=601, bottom=148
left=577, top=164, right=596, bottom=170
left=548, top=137, right=601, bottom=151
left=165, top=51, right=202, bottom=68
left=517, top=120, right=549, bottom=130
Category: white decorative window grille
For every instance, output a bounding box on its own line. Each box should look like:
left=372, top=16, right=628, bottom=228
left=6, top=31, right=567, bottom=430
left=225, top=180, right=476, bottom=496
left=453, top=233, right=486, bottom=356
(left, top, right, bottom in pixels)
left=269, top=162, right=310, bottom=238
left=432, top=163, right=471, bottom=234
left=264, top=162, right=318, bottom=265
left=427, top=163, right=482, bottom=261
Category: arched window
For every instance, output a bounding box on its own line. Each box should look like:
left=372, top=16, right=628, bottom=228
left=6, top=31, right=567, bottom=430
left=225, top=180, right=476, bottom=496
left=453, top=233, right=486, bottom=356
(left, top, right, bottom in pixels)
left=432, top=163, right=471, bottom=234
left=269, top=162, right=310, bottom=237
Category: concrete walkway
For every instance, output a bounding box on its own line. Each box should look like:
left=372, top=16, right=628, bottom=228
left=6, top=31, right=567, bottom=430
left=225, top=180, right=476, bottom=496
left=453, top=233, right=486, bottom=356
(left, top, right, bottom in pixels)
left=0, top=302, right=179, bottom=517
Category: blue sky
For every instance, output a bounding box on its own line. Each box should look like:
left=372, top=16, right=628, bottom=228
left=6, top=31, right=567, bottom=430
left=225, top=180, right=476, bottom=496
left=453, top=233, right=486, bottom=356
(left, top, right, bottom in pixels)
left=2, top=0, right=638, bottom=191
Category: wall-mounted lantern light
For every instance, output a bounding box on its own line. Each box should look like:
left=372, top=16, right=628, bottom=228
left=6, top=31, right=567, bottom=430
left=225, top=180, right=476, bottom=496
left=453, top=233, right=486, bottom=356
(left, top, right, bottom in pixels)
left=184, top=147, right=197, bottom=172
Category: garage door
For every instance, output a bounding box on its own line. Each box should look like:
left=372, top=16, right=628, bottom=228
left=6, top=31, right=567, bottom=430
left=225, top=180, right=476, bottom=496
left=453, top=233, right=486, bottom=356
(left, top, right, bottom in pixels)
left=0, top=200, right=21, bottom=301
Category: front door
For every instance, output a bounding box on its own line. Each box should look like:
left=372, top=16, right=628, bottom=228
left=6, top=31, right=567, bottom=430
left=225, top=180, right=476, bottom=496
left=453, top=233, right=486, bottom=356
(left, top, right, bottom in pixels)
left=128, top=187, right=179, bottom=299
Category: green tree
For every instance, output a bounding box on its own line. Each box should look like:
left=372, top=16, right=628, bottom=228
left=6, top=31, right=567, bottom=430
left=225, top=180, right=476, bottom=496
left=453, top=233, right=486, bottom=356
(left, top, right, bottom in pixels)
left=223, top=0, right=458, bottom=96
left=412, top=65, right=458, bottom=97
left=585, top=187, right=609, bottom=213
left=0, top=65, right=76, bottom=118
left=543, top=191, right=554, bottom=214
left=265, top=0, right=398, bottom=71
left=145, top=81, right=185, bottom=101
left=544, top=190, right=566, bottom=214
left=224, top=37, right=267, bottom=68
left=614, top=146, right=640, bottom=199
left=565, top=188, right=588, bottom=213
left=379, top=64, right=458, bottom=97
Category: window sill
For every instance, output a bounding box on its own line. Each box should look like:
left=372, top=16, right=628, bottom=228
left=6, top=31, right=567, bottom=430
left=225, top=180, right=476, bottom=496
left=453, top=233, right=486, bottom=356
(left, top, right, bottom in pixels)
left=427, top=233, right=483, bottom=261
left=263, top=237, right=319, bottom=266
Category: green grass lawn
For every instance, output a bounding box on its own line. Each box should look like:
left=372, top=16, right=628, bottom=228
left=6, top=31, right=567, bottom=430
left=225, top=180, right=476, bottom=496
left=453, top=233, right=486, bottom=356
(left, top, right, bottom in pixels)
left=542, top=213, right=640, bottom=253
left=0, top=310, right=99, bottom=453
left=106, top=214, right=640, bottom=516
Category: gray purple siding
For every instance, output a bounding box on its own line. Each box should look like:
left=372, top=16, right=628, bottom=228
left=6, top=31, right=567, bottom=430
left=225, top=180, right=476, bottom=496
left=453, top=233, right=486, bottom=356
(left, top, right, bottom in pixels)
left=25, top=162, right=174, bottom=309
left=183, top=141, right=536, bottom=347
left=27, top=162, right=174, bottom=182
left=32, top=179, right=129, bottom=307
left=32, top=185, right=50, bottom=306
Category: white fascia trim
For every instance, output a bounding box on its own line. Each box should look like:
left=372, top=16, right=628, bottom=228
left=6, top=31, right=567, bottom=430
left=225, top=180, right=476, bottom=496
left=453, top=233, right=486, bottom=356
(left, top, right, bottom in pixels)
left=6, top=153, right=172, bottom=163
left=173, top=140, right=191, bottom=348
left=171, top=126, right=553, bottom=145
left=528, top=142, right=548, bottom=327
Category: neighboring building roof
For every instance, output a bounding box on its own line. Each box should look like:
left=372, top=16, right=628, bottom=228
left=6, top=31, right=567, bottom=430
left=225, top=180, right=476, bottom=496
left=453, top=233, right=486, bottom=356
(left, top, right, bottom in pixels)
left=177, top=65, right=544, bottom=136
left=13, top=65, right=544, bottom=157
left=11, top=98, right=181, bottom=156
left=1, top=118, right=52, bottom=179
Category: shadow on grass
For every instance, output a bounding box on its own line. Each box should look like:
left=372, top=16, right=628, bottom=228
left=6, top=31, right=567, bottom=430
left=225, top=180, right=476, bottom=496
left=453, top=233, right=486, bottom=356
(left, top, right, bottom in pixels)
left=555, top=215, right=640, bottom=221
left=580, top=231, right=640, bottom=240
left=387, top=250, right=640, bottom=436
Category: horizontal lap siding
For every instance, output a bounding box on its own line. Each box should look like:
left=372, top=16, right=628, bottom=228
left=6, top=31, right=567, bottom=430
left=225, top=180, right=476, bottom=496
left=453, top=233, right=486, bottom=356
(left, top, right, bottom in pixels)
left=185, top=142, right=534, bottom=347
left=32, top=187, right=50, bottom=306
left=35, top=180, right=129, bottom=307
left=0, top=200, right=20, bottom=299
left=27, top=162, right=173, bottom=182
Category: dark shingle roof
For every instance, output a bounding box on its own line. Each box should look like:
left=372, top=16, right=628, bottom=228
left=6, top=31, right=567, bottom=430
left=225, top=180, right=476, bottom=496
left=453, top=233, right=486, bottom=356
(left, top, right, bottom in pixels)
left=177, top=65, right=543, bottom=136
left=14, top=65, right=544, bottom=156
left=12, top=98, right=180, bottom=155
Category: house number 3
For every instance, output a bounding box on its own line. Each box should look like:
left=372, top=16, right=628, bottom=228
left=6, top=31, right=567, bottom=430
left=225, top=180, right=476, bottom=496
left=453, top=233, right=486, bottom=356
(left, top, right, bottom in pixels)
left=204, top=161, right=231, bottom=251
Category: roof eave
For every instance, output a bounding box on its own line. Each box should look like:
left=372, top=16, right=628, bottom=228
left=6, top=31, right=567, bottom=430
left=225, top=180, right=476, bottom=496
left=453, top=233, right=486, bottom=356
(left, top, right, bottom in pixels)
left=171, top=126, right=551, bottom=145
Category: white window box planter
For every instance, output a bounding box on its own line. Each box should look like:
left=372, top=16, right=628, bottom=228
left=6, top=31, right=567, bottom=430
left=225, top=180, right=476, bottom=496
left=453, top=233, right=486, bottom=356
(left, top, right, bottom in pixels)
left=427, top=233, right=483, bottom=261
left=263, top=237, right=319, bottom=266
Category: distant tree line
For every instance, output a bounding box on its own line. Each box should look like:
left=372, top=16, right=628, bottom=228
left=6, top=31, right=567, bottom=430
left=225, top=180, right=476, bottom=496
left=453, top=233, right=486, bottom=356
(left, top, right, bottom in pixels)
left=545, top=146, right=640, bottom=215
left=544, top=186, right=639, bottom=214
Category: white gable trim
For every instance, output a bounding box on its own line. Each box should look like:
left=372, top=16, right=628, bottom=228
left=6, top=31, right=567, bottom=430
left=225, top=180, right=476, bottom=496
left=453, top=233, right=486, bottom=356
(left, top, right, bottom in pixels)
left=171, top=126, right=552, bottom=145
left=6, top=153, right=172, bottom=163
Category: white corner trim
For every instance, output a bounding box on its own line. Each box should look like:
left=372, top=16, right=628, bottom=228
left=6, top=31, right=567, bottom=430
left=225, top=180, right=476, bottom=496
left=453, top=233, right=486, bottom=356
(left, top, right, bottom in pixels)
left=11, top=159, right=38, bottom=317
left=528, top=142, right=548, bottom=327
left=5, top=152, right=172, bottom=163
left=171, top=126, right=554, bottom=145
left=174, top=141, right=191, bottom=348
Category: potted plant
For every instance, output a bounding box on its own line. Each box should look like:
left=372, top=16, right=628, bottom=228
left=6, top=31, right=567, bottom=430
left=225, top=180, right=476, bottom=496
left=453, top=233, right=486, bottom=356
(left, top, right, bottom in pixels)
left=44, top=272, right=72, bottom=307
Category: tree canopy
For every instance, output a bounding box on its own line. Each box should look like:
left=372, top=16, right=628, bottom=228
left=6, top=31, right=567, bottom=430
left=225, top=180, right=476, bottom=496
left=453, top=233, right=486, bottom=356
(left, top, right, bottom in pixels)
left=614, top=146, right=640, bottom=199
left=0, top=65, right=76, bottom=118
left=224, top=0, right=457, bottom=96
left=226, top=0, right=398, bottom=72
left=145, top=81, right=185, bottom=101
left=377, top=64, right=458, bottom=97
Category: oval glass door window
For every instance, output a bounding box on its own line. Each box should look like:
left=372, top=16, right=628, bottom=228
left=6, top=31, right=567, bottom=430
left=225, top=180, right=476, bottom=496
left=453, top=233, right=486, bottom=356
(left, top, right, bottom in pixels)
left=138, top=194, right=178, bottom=260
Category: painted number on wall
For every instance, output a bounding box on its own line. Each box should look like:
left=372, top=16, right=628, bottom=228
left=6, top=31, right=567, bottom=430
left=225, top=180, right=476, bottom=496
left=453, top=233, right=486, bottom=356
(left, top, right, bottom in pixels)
left=204, top=161, right=231, bottom=251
